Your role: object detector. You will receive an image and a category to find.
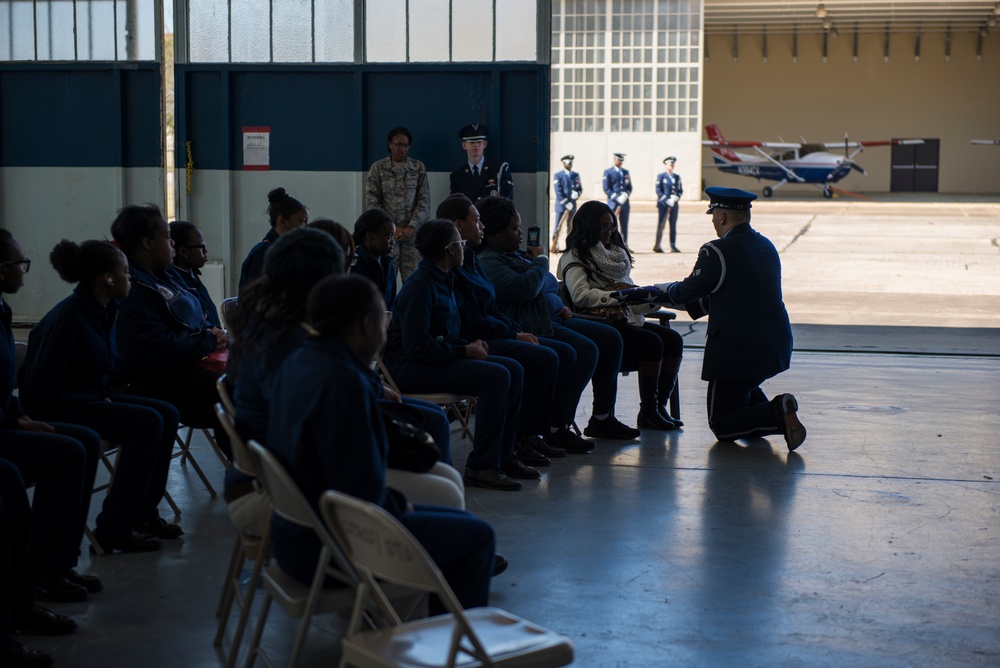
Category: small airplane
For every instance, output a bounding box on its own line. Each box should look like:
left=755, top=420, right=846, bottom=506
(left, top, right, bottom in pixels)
left=702, top=124, right=924, bottom=199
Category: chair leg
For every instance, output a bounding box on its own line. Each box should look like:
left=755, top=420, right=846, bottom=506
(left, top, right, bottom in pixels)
left=174, top=427, right=219, bottom=498
left=204, top=428, right=232, bottom=469
left=84, top=526, right=106, bottom=556
left=226, top=533, right=269, bottom=668
left=669, top=377, right=680, bottom=420
left=163, top=489, right=182, bottom=516
left=243, top=591, right=273, bottom=668
left=215, top=534, right=245, bottom=639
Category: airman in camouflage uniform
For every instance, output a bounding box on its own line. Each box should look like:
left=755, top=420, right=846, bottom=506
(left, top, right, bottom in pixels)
left=365, top=126, right=431, bottom=282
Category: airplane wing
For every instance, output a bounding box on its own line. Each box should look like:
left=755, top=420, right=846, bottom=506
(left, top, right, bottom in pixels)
left=971, top=140, right=1000, bottom=145
left=821, top=139, right=924, bottom=149
left=702, top=140, right=800, bottom=149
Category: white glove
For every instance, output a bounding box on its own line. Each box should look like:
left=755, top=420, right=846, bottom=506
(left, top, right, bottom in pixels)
left=615, top=192, right=629, bottom=205
left=667, top=195, right=679, bottom=207
left=570, top=191, right=580, bottom=200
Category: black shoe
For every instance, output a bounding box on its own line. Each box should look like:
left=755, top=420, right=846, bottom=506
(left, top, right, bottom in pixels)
left=656, top=407, right=684, bottom=428
left=91, top=530, right=163, bottom=554
left=777, top=394, right=807, bottom=451
left=653, top=246, right=665, bottom=253
left=61, top=568, right=102, bottom=593
left=463, top=467, right=522, bottom=491
left=500, top=458, right=542, bottom=480
left=12, top=604, right=77, bottom=636
left=670, top=246, right=681, bottom=253
left=34, top=573, right=88, bottom=603
left=522, top=435, right=565, bottom=459
left=0, top=634, right=53, bottom=667
left=134, top=517, right=184, bottom=539
left=547, top=428, right=596, bottom=453
left=583, top=416, right=640, bottom=440
left=492, top=554, right=509, bottom=577
left=636, top=407, right=678, bottom=430
left=515, top=438, right=551, bottom=467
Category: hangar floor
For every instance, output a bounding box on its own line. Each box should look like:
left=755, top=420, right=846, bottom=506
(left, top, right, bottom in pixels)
left=17, top=200, right=1000, bottom=667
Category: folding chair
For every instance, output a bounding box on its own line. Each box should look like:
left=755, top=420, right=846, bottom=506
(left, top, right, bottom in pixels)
left=212, top=405, right=271, bottom=668
left=374, top=351, right=474, bottom=442
left=217, top=374, right=237, bottom=418
left=320, top=490, right=575, bottom=668
left=243, top=441, right=423, bottom=668
left=220, top=297, right=240, bottom=333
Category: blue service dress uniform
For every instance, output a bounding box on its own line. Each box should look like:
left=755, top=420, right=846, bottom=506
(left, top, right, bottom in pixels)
left=450, top=160, right=514, bottom=202
left=655, top=171, right=683, bottom=251
left=552, top=169, right=583, bottom=249
left=602, top=166, right=633, bottom=242
left=655, top=223, right=793, bottom=440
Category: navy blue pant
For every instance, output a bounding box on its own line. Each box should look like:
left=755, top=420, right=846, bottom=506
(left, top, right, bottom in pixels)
left=391, top=356, right=522, bottom=471
left=39, top=395, right=179, bottom=535
left=656, top=203, right=679, bottom=248
left=0, top=459, right=33, bottom=628
left=486, top=338, right=560, bottom=437
left=560, top=316, right=624, bottom=416
left=0, top=422, right=97, bottom=573
left=707, top=378, right=783, bottom=441
left=546, top=324, right=599, bottom=426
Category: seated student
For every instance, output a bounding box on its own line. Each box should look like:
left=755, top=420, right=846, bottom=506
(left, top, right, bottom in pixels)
left=476, top=196, right=640, bottom=441
left=384, top=220, right=535, bottom=491
left=558, top=201, right=684, bottom=432
left=1, top=230, right=103, bottom=596
left=438, top=194, right=593, bottom=462
left=268, top=274, right=495, bottom=611
left=21, top=239, right=179, bottom=553
left=238, top=187, right=308, bottom=291
left=169, top=221, right=220, bottom=328
left=1, top=458, right=79, bottom=667
left=110, top=204, right=231, bottom=456
left=308, top=218, right=355, bottom=263
left=350, top=208, right=397, bottom=309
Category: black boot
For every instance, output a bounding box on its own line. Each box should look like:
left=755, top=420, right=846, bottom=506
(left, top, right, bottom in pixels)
left=637, top=375, right=676, bottom=430
left=656, top=357, right=683, bottom=427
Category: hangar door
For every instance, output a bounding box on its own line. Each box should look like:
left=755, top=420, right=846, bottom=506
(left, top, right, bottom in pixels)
left=891, top=139, right=940, bottom=193
left=0, top=1, right=164, bottom=320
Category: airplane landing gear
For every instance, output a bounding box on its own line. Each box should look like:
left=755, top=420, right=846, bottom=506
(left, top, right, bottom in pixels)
left=762, top=186, right=774, bottom=198
left=823, top=186, right=833, bottom=199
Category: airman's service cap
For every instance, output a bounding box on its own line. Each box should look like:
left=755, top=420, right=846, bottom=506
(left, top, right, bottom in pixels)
left=705, top=186, right=757, bottom=214
left=613, top=152, right=626, bottom=160
left=561, top=154, right=574, bottom=162
left=663, top=156, right=677, bottom=164
left=459, top=123, right=488, bottom=141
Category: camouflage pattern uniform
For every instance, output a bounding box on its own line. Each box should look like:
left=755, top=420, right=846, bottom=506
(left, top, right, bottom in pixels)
left=365, top=156, right=431, bottom=282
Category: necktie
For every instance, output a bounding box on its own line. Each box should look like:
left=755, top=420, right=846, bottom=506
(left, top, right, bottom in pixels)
left=473, top=165, right=480, bottom=177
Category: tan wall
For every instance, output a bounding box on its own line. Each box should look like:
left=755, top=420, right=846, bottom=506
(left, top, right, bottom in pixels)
left=703, top=31, right=1000, bottom=194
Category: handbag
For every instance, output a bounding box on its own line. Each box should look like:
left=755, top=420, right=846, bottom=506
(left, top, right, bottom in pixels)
left=197, top=349, right=229, bottom=374
left=382, top=415, right=441, bottom=473
left=561, top=262, right=632, bottom=323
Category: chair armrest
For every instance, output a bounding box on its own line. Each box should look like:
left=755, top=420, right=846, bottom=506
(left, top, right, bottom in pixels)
left=646, top=309, right=677, bottom=326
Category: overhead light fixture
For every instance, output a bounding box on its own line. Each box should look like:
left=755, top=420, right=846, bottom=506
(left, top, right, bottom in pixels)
left=816, top=3, right=828, bottom=19
left=822, top=18, right=832, bottom=31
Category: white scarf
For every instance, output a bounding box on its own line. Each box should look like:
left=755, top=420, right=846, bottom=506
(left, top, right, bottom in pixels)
left=587, top=242, right=633, bottom=285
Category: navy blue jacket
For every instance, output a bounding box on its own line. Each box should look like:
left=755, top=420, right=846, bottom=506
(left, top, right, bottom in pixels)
left=238, top=228, right=278, bottom=291
left=384, top=259, right=469, bottom=370
left=20, top=286, right=117, bottom=414
left=655, top=171, right=683, bottom=204
left=453, top=248, right=520, bottom=342
left=450, top=159, right=514, bottom=202
left=115, top=261, right=217, bottom=375
left=657, top=223, right=792, bottom=382
left=553, top=169, right=582, bottom=216
left=0, top=299, right=25, bottom=428
left=173, top=266, right=221, bottom=328
left=476, top=245, right=553, bottom=337
left=602, top=166, right=632, bottom=198
left=351, top=244, right=397, bottom=310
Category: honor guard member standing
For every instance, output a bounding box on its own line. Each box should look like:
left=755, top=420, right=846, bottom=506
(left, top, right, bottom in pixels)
left=654, top=156, right=683, bottom=253
left=602, top=153, right=633, bottom=243
left=618, top=187, right=806, bottom=450
left=450, top=123, right=514, bottom=202
left=551, top=155, right=583, bottom=253
left=365, top=126, right=431, bottom=282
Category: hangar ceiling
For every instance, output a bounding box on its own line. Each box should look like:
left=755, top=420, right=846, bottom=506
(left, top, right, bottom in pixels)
left=703, top=0, right=1000, bottom=34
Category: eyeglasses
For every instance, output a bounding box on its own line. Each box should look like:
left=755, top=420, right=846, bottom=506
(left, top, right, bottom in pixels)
left=598, top=223, right=616, bottom=231
left=446, top=239, right=468, bottom=250
left=181, top=243, right=207, bottom=251
left=1, top=258, right=30, bottom=273
left=390, top=142, right=411, bottom=149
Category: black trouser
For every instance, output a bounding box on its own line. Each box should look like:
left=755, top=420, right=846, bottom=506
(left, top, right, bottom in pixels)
left=707, top=378, right=784, bottom=440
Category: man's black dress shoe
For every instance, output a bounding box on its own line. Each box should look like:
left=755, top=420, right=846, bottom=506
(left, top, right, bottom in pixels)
left=653, top=246, right=664, bottom=253
left=670, top=246, right=681, bottom=253
left=547, top=428, right=596, bottom=453
left=134, top=516, right=184, bottom=539
left=514, top=438, right=550, bottom=467
left=91, top=530, right=162, bottom=554
left=492, top=554, right=509, bottom=577
left=61, top=568, right=102, bottom=593
left=583, top=416, right=640, bottom=440
left=463, top=468, right=522, bottom=491
left=500, top=458, right=541, bottom=480
left=34, top=573, right=88, bottom=603
left=1, top=634, right=53, bottom=667
left=12, top=604, right=77, bottom=636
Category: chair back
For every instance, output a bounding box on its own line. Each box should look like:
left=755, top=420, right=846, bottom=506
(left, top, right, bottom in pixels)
left=216, top=374, right=237, bottom=418
left=13, top=341, right=27, bottom=389
left=220, top=297, right=239, bottom=333
left=215, top=404, right=259, bottom=479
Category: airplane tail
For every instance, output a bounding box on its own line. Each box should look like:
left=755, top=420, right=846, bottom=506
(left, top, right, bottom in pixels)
left=705, top=124, right=739, bottom=162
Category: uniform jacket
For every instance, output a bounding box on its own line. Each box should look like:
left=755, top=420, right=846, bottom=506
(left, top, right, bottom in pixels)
left=115, top=261, right=217, bottom=375
left=453, top=248, right=521, bottom=341
left=602, top=166, right=633, bottom=199
left=351, top=244, right=397, bottom=310
left=365, top=156, right=431, bottom=229
left=557, top=247, right=659, bottom=327
left=656, top=223, right=792, bottom=381
left=20, top=286, right=117, bottom=414
left=655, top=171, right=683, bottom=204
left=450, top=159, right=514, bottom=201
left=0, top=298, right=25, bottom=428
left=238, top=228, right=278, bottom=291
left=173, top=266, right=221, bottom=328
left=476, top=245, right=554, bottom=337
left=553, top=170, right=583, bottom=209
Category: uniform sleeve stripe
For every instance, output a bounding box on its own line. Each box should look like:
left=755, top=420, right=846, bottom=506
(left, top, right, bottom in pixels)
left=705, top=242, right=726, bottom=293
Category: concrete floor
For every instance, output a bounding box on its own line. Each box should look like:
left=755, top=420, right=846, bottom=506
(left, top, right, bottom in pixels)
left=18, top=200, right=1000, bottom=667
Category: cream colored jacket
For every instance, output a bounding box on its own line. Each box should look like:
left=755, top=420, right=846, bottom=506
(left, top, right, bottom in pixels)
left=556, top=247, right=659, bottom=326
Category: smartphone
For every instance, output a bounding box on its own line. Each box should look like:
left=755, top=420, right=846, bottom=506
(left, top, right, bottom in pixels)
left=527, top=226, right=541, bottom=247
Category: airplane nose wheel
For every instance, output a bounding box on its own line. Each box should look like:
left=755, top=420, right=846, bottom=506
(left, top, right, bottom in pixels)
left=762, top=186, right=774, bottom=198
left=823, top=186, right=833, bottom=199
